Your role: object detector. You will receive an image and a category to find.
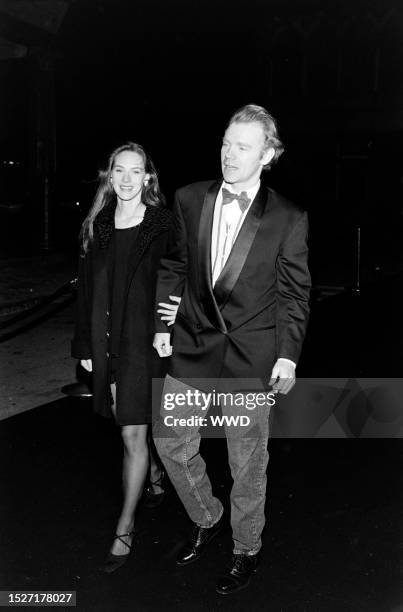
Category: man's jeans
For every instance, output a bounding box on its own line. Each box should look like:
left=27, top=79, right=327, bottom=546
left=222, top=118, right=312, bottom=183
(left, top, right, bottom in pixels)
left=154, top=375, right=270, bottom=555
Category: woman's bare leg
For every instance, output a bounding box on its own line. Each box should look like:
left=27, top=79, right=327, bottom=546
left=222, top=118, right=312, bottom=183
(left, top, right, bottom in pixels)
left=110, top=384, right=149, bottom=555
left=113, top=385, right=163, bottom=495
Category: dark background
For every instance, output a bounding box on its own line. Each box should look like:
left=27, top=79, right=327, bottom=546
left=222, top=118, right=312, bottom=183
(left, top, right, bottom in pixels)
left=0, top=0, right=402, bottom=289
left=0, top=5, right=402, bottom=609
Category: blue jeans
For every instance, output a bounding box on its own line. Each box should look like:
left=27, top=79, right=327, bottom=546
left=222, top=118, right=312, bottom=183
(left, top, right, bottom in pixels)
left=154, top=375, right=270, bottom=555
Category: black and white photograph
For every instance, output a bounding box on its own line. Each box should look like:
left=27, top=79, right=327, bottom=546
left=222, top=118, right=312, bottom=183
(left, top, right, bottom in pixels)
left=0, top=0, right=402, bottom=610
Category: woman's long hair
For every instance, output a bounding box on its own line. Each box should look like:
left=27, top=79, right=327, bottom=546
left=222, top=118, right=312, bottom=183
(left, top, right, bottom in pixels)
left=80, top=142, right=165, bottom=252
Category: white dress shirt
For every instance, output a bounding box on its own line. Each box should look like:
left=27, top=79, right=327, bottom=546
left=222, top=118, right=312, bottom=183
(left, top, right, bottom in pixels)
left=211, top=181, right=260, bottom=286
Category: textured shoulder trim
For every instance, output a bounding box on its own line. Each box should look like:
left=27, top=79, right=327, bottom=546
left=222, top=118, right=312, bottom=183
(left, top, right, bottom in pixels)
left=94, top=203, right=171, bottom=250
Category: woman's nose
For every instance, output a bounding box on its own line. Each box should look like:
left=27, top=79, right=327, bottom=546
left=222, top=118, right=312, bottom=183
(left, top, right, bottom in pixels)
left=122, top=172, right=130, bottom=183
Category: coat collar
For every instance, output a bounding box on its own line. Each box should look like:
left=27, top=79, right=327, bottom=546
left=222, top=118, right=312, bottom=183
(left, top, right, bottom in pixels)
left=94, top=202, right=171, bottom=253
left=93, top=203, right=171, bottom=301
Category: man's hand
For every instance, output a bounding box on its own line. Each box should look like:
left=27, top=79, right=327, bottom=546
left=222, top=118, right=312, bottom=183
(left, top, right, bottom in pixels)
left=157, top=295, right=182, bottom=326
left=269, top=358, right=296, bottom=394
left=153, top=332, right=172, bottom=357
left=80, top=359, right=93, bottom=372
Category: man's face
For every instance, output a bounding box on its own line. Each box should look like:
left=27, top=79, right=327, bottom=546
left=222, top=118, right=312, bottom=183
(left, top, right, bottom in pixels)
left=221, top=121, right=274, bottom=191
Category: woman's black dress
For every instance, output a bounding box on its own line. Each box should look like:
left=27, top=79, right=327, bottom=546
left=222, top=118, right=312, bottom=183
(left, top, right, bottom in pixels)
left=108, top=226, right=139, bottom=383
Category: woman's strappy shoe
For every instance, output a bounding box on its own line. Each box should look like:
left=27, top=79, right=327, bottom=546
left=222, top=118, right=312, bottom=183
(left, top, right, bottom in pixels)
left=143, top=470, right=166, bottom=508
left=103, top=530, right=134, bottom=574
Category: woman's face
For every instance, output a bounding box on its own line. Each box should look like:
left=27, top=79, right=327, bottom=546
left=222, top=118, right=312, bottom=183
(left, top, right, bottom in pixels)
left=110, top=150, right=150, bottom=203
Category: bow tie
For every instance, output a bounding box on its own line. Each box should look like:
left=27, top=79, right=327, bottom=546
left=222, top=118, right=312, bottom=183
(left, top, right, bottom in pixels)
left=221, top=187, right=251, bottom=213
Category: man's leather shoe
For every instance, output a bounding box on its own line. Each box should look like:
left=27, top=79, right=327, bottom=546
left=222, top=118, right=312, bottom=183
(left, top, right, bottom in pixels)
left=215, top=553, right=259, bottom=595
left=176, top=515, right=225, bottom=566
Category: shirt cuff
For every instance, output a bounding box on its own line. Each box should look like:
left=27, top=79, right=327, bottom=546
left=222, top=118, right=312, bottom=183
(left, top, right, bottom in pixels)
left=277, top=357, right=296, bottom=368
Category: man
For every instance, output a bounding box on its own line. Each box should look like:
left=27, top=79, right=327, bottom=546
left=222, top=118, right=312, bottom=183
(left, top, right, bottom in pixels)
left=153, top=104, right=310, bottom=595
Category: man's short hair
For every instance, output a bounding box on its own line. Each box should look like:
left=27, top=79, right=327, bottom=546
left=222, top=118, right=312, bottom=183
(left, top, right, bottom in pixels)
left=227, top=104, right=284, bottom=169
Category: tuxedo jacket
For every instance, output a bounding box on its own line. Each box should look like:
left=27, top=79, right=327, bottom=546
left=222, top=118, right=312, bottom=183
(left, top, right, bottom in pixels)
left=155, top=180, right=311, bottom=382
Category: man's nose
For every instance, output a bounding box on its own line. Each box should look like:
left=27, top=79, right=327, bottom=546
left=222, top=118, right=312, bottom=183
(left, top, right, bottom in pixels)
left=224, top=146, right=234, bottom=160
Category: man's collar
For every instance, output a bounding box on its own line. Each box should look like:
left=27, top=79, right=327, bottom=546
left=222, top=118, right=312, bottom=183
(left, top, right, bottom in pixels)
left=221, top=180, right=261, bottom=199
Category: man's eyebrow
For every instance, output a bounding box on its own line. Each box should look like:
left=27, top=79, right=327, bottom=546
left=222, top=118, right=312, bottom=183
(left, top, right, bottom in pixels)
left=222, top=138, right=251, bottom=147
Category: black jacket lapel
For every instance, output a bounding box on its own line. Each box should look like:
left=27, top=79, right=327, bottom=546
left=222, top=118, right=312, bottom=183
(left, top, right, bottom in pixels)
left=198, top=180, right=228, bottom=333
left=213, top=184, right=268, bottom=308
left=94, top=202, right=115, bottom=250
left=93, top=204, right=115, bottom=296
left=124, top=205, right=171, bottom=289
left=94, top=203, right=171, bottom=298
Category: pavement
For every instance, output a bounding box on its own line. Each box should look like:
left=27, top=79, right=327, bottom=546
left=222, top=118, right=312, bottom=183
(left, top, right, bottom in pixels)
left=0, top=252, right=76, bottom=314
left=0, top=251, right=77, bottom=419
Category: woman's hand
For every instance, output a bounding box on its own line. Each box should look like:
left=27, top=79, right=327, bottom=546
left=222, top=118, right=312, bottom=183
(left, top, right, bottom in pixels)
left=153, top=333, right=172, bottom=357
left=157, top=295, right=182, bottom=326
left=80, top=359, right=93, bottom=372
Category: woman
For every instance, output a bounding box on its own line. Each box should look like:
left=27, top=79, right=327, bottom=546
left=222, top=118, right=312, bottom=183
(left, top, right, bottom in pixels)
left=72, top=142, right=171, bottom=573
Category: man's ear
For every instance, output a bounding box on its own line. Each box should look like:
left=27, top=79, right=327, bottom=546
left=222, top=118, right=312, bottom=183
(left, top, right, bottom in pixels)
left=261, top=147, right=275, bottom=167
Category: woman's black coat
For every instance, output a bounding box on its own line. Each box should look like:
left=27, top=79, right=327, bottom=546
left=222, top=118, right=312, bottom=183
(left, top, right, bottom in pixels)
left=72, top=203, right=171, bottom=425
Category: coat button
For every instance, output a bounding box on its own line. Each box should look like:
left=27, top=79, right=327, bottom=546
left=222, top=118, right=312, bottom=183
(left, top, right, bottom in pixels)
left=196, top=323, right=202, bottom=329
left=106, top=331, right=110, bottom=337
left=106, top=352, right=110, bottom=357
left=106, top=310, right=110, bottom=316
